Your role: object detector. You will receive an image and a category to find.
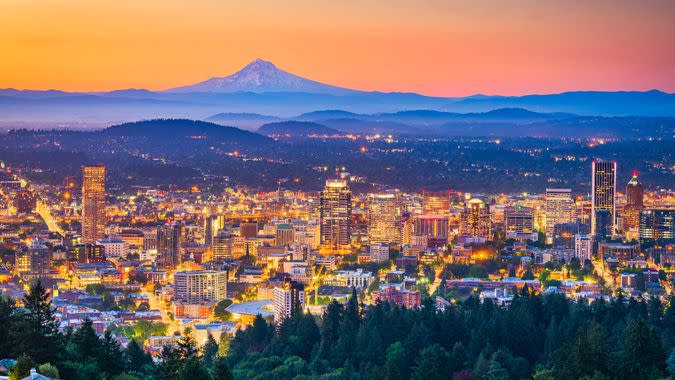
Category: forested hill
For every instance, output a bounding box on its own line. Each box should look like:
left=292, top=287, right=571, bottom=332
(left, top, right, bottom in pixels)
left=103, top=119, right=272, bottom=145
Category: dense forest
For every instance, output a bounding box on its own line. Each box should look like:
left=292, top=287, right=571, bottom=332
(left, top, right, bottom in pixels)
left=3, top=282, right=675, bottom=379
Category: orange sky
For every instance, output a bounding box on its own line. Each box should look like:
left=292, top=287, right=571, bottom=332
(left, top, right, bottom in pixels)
left=1, top=0, right=674, bottom=96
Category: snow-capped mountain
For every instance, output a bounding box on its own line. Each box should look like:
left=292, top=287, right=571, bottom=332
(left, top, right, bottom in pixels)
left=167, top=59, right=357, bottom=94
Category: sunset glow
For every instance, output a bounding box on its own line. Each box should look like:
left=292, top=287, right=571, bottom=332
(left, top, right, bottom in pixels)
left=1, top=0, right=674, bottom=96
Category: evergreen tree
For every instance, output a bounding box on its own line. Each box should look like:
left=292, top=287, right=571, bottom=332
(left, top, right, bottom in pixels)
left=410, top=343, right=452, bottom=380
left=179, top=357, right=211, bottom=380
left=203, top=333, right=219, bottom=368
left=0, top=296, right=17, bottom=359
left=620, top=318, right=666, bottom=379
left=14, top=280, right=61, bottom=363
left=157, top=345, right=182, bottom=380
left=124, top=339, right=153, bottom=373
left=99, top=330, right=125, bottom=376
left=211, top=356, right=234, bottom=380
left=381, top=341, right=406, bottom=380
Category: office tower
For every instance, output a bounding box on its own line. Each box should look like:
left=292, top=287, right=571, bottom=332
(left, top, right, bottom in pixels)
left=591, top=160, right=616, bottom=237
left=157, top=222, right=185, bottom=268
left=459, top=198, right=492, bottom=241
left=212, top=231, right=234, bottom=261
left=413, top=215, right=449, bottom=247
left=594, top=209, right=612, bottom=240
left=574, top=234, right=593, bottom=262
left=422, top=190, right=450, bottom=215
left=367, top=192, right=402, bottom=245
left=173, top=270, right=228, bottom=304
left=504, top=206, right=535, bottom=234
left=81, top=165, right=106, bottom=244
left=273, top=280, right=305, bottom=324
left=545, top=188, right=574, bottom=244
left=639, top=209, right=675, bottom=241
left=204, top=214, right=224, bottom=247
left=624, top=172, right=644, bottom=232
left=275, top=224, right=295, bottom=246
left=320, top=179, right=352, bottom=249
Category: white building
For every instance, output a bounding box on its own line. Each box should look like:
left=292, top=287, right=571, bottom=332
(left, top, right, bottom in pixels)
left=331, top=269, right=374, bottom=290
left=575, top=234, right=593, bottom=262
left=273, top=280, right=305, bottom=324
left=95, top=236, right=129, bottom=258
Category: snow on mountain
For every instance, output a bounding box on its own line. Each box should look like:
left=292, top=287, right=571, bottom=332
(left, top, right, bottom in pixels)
left=167, top=59, right=357, bottom=94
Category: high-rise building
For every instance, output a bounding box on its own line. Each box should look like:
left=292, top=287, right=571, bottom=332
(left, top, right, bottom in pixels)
left=212, top=231, right=234, bottom=261
left=504, top=206, right=535, bottom=234
left=367, top=192, right=402, bottom=245
left=320, top=179, right=352, bottom=249
left=273, top=280, right=305, bottom=324
left=174, top=270, right=228, bottom=304
left=157, top=222, right=185, bottom=268
left=81, top=165, right=106, bottom=244
left=639, top=209, right=675, bottom=242
left=574, top=234, right=593, bottom=262
left=459, top=198, right=492, bottom=241
left=623, top=172, right=644, bottom=232
left=591, top=160, right=616, bottom=237
left=413, top=215, right=449, bottom=247
left=594, top=209, right=612, bottom=240
left=544, top=188, right=574, bottom=244
left=204, top=214, right=224, bottom=247
left=422, top=190, right=450, bottom=215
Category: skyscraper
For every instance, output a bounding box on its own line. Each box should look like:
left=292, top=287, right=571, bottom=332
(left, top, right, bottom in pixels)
left=81, top=165, right=106, bottom=244
left=623, top=172, right=644, bottom=232
left=367, top=192, right=402, bottom=245
left=591, top=160, right=616, bottom=237
left=422, top=190, right=450, bottom=215
left=544, top=188, right=574, bottom=244
left=459, top=198, right=492, bottom=241
left=157, top=222, right=185, bottom=268
left=320, top=179, right=352, bottom=250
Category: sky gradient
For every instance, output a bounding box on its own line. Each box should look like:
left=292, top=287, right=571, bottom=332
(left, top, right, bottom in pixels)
left=1, top=0, right=674, bottom=96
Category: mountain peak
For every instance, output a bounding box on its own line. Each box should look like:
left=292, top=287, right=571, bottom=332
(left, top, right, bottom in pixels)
left=166, top=59, right=355, bottom=94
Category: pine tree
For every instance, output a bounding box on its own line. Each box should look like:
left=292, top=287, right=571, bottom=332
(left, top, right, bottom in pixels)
left=179, top=357, right=211, bottom=380
left=211, top=356, right=234, bottom=380
left=125, top=339, right=152, bottom=373
left=14, top=280, right=61, bottom=363
left=99, top=330, right=125, bottom=376
left=157, top=345, right=182, bottom=380
left=203, top=333, right=219, bottom=368
left=0, top=296, right=17, bottom=358
left=410, top=343, right=452, bottom=380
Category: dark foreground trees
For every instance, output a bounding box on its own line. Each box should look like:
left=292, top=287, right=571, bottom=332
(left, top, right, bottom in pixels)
left=2, top=281, right=675, bottom=379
